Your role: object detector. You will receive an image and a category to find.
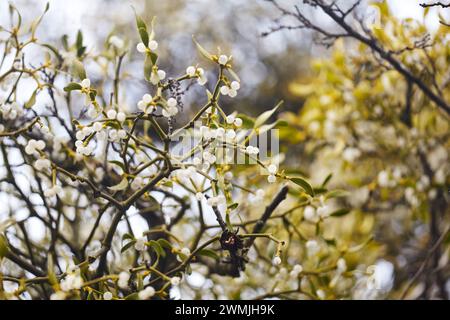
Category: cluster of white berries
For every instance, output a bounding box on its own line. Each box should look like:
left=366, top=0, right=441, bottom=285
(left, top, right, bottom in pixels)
left=137, top=93, right=155, bottom=114
left=249, top=189, right=265, bottom=203
left=81, top=78, right=91, bottom=91
left=186, top=66, right=207, bottom=85
left=34, top=158, right=51, bottom=171
left=50, top=291, right=67, bottom=300
left=225, top=114, right=243, bottom=128
left=137, top=40, right=158, bottom=53
left=134, top=237, right=147, bottom=252
left=290, top=264, right=303, bottom=278
left=80, top=78, right=95, bottom=111
left=76, top=126, right=94, bottom=141
left=195, top=192, right=205, bottom=201
left=25, top=139, right=46, bottom=156
left=44, top=184, right=63, bottom=198
left=108, top=128, right=128, bottom=142
left=75, top=127, right=95, bottom=156
left=86, top=106, right=98, bottom=119
left=174, top=167, right=197, bottom=184
left=109, top=35, right=124, bottom=50
left=404, top=187, right=419, bottom=207
left=180, top=247, right=191, bottom=256
left=303, top=203, right=330, bottom=223
left=342, top=147, right=361, bottom=163
left=150, top=68, right=166, bottom=85
left=377, top=170, right=396, bottom=188
left=79, top=78, right=100, bottom=118
left=218, top=55, right=229, bottom=66
left=272, top=256, right=282, bottom=266
left=220, top=81, right=240, bottom=98
left=245, top=145, right=259, bottom=155
left=329, top=258, right=347, bottom=288
left=138, top=286, right=156, bottom=300
left=103, top=291, right=113, bottom=300
left=416, top=175, right=430, bottom=192
left=177, top=247, right=191, bottom=261
left=170, top=276, right=181, bottom=286
left=337, top=258, right=347, bottom=273
left=106, top=109, right=127, bottom=123
left=223, top=171, right=233, bottom=182
left=266, top=164, right=278, bottom=184
left=365, top=265, right=381, bottom=290
left=206, top=194, right=226, bottom=206
left=162, top=98, right=178, bottom=118
left=118, top=271, right=130, bottom=289
left=38, top=124, right=53, bottom=139
left=199, top=126, right=237, bottom=142
left=0, top=102, right=23, bottom=120
left=92, top=122, right=104, bottom=133
left=131, top=176, right=145, bottom=190
left=202, top=150, right=217, bottom=165
left=60, top=272, right=83, bottom=292
left=306, top=239, right=320, bottom=256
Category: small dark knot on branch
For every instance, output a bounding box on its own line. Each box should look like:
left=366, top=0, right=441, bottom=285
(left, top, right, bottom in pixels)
left=220, top=229, right=243, bottom=251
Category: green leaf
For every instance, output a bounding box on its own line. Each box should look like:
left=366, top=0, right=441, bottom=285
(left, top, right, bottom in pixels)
left=122, top=233, right=134, bottom=242
left=289, top=177, right=314, bottom=196
left=149, top=51, right=158, bottom=65
left=227, top=203, right=239, bottom=210
left=30, top=2, right=49, bottom=38
left=0, top=218, right=15, bottom=233
left=47, top=254, right=58, bottom=285
left=206, top=89, right=213, bottom=100
left=257, top=122, right=278, bottom=135
left=108, top=177, right=129, bottom=191
left=227, top=68, right=240, bottom=82
left=89, top=89, right=97, bottom=101
left=330, top=208, right=351, bottom=217
left=348, top=236, right=373, bottom=253
left=161, top=180, right=173, bottom=188
left=109, top=160, right=125, bottom=171
left=321, top=173, right=333, bottom=187
left=72, top=59, right=87, bottom=80
left=157, top=238, right=172, bottom=250
left=135, top=12, right=147, bottom=33
left=148, top=240, right=165, bottom=257
left=76, top=30, right=83, bottom=50
left=63, top=82, right=82, bottom=92
left=254, top=101, right=283, bottom=129
left=76, top=30, right=86, bottom=57
left=25, top=89, right=37, bottom=109
left=138, top=27, right=149, bottom=46
left=144, top=54, right=153, bottom=80
left=325, top=189, right=349, bottom=200
left=121, top=240, right=136, bottom=253
left=198, top=249, right=220, bottom=260
left=61, top=34, right=69, bottom=51
left=257, top=119, right=287, bottom=135
left=124, top=293, right=139, bottom=300
left=185, top=263, right=192, bottom=275
left=0, top=235, right=9, bottom=259
left=148, top=16, right=156, bottom=41
left=41, top=43, right=62, bottom=62
left=236, top=113, right=255, bottom=128
left=9, top=4, right=22, bottom=29
left=192, top=36, right=213, bottom=61
left=313, top=187, right=328, bottom=195
left=147, top=195, right=161, bottom=210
